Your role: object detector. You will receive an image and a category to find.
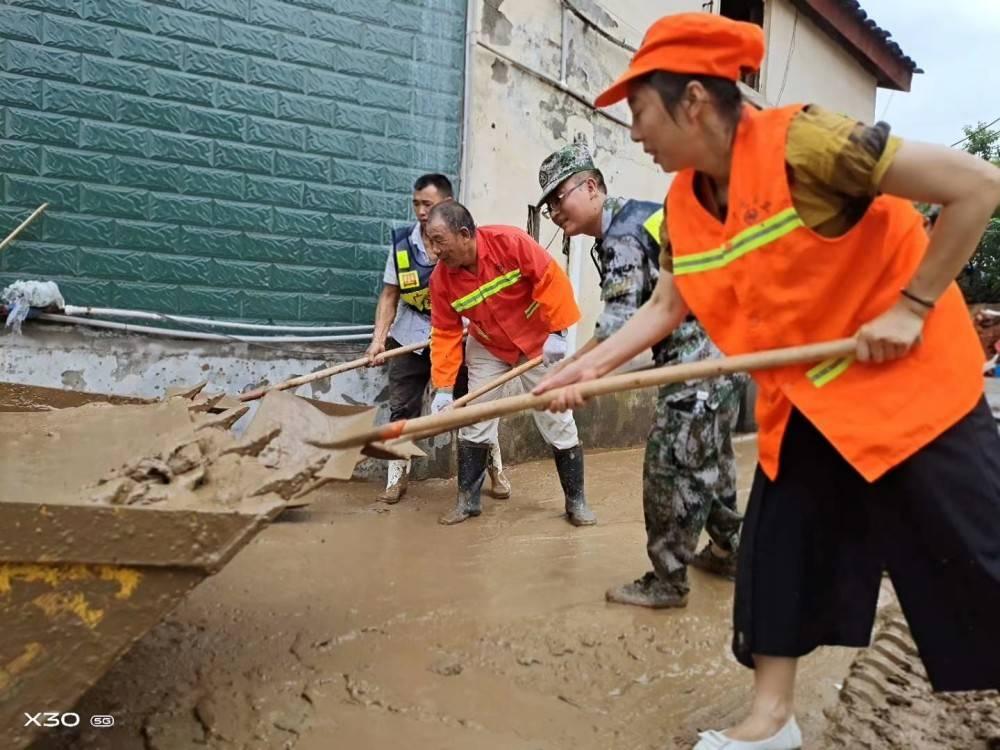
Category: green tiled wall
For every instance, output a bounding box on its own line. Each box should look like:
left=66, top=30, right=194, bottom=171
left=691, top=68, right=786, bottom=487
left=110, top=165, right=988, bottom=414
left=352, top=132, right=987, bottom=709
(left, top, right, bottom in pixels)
left=0, top=0, right=466, bottom=323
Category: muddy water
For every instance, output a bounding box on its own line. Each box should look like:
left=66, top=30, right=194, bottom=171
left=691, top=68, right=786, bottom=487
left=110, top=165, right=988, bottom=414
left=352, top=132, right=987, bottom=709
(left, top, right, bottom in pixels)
left=34, top=439, right=866, bottom=750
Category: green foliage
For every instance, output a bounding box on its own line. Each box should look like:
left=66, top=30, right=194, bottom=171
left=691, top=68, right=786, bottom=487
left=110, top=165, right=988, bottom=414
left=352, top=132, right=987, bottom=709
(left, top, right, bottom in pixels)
left=958, top=219, right=1000, bottom=302
left=961, top=121, right=1000, bottom=162
left=956, top=122, right=1000, bottom=303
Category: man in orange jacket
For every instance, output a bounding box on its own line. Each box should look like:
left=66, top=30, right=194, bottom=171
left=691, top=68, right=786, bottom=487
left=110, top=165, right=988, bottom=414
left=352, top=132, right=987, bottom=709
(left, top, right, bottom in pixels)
left=425, top=200, right=596, bottom=527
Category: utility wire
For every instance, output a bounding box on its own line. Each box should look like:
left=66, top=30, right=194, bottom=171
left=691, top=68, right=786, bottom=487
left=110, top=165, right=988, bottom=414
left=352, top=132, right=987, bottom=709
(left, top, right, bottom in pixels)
left=775, top=10, right=799, bottom=105
left=878, top=91, right=895, bottom=123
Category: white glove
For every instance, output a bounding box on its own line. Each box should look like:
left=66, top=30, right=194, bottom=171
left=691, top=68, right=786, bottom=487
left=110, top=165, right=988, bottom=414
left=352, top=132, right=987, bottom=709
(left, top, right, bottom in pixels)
left=542, top=332, right=568, bottom=366
left=431, top=390, right=454, bottom=413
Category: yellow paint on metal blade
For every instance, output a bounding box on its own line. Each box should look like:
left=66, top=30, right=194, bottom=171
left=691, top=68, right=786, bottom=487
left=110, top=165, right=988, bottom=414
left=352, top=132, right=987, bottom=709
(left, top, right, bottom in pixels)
left=0, top=563, right=142, bottom=600
left=32, top=592, right=104, bottom=628
left=0, top=643, right=43, bottom=692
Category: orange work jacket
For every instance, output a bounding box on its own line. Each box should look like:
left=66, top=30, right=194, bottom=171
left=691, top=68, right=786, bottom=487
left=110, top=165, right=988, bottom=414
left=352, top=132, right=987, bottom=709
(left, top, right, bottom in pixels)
left=667, top=104, right=984, bottom=482
left=430, top=225, right=581, bottom=388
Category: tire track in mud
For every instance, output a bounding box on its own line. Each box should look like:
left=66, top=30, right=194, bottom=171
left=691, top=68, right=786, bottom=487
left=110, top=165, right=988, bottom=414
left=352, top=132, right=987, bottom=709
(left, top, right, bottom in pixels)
left=821, top=607, right=1000, bottom=750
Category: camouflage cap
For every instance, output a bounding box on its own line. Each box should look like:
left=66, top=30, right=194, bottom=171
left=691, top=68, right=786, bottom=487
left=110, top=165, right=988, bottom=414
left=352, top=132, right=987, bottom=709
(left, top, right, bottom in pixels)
left=537, top=134, right=596, bottom=207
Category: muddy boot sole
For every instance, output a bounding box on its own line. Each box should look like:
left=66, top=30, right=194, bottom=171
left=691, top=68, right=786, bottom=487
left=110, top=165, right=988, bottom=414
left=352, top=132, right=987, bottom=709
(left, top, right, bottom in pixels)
left=489, top=470, right=512, bottom=500
left=690, top=545, right=737, bottom=580
left=377, top=486, right=406, bottom=505
left=604, top=586, right=688, bottom=609
left=566, top=511, right=597, bottom=527
left=438, top=508, right=481, bottom=525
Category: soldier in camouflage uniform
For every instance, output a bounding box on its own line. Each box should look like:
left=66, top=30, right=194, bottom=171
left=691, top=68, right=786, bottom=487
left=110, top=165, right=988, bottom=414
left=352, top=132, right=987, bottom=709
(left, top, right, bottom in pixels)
left=537, top=136, right=748, bottom=608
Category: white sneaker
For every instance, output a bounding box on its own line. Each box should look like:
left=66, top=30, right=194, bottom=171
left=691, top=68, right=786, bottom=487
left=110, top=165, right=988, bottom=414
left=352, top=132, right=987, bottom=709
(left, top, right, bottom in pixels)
left=693, top=717, right=802, bottom=750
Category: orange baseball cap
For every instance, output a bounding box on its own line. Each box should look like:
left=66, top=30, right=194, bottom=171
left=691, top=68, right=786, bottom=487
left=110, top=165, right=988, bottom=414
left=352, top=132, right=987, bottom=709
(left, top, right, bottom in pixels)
left=594, top=13, right=765, bottom=108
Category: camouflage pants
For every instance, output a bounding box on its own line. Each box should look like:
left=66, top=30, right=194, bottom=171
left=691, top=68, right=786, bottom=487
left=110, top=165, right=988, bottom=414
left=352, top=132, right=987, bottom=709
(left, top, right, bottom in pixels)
left=643, top=387, right=742, bottom=595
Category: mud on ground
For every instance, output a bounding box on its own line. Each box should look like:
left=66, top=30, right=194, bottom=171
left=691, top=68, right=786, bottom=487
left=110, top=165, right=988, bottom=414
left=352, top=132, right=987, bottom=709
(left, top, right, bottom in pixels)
left=822, top=607, right=1000, bottom=749
left=30, top=441, right=999, bottom=750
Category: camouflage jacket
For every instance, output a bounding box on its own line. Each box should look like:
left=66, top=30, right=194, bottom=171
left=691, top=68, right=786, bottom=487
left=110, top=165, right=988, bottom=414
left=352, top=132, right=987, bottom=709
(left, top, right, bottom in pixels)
left=595, top=196, right=746, bottom=408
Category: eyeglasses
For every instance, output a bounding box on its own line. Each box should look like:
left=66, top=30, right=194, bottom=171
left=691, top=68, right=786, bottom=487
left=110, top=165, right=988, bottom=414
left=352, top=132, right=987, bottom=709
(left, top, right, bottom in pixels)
left=541, top=180, right=587, bottom=219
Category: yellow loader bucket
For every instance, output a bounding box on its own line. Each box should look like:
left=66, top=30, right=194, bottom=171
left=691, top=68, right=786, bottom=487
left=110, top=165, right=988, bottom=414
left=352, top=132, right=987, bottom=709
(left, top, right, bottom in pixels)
left=0, top=501, right=281, bottom=749
left=0, top=382, right=377, bottom=749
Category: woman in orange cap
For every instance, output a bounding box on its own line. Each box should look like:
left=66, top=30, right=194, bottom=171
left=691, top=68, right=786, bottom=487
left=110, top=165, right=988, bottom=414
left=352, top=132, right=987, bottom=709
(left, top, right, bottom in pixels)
left=535, top=11, right=1000, bottom=750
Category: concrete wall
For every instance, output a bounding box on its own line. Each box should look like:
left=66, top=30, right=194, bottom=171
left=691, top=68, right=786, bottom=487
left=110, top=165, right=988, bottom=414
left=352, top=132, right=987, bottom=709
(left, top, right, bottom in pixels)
left=763, top=0, right=877, bottom=121
left=464, top=0, right=882, bottom=343
left=465, top=0, right=698, bottom=344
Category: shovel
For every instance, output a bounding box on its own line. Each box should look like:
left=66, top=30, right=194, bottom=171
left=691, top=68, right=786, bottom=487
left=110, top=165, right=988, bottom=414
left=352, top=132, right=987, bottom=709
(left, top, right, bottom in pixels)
left=240, top=339, right=430, bottom=402
left=398, top=356, right=545, bottom=444
left=310, top=338, right=857, bottom=452
left=452, top=355, right=544, bottom=409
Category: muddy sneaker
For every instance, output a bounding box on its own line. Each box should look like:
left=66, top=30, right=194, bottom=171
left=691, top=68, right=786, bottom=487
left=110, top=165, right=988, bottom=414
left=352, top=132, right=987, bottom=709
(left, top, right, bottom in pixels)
left=438, top=504, right=481, bottom=525
left=690, top=544, right=738, bottom=581
left=605, top=572, right=688, bottom=609
left=377, top=459, right=409, bottom=504
left=487, top=443, right=512, bottom=499
left=489, top=467, right=512, bottom=499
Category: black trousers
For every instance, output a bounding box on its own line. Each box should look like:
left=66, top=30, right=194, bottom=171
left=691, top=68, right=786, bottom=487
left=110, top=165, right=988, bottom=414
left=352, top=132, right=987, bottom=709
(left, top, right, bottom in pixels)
left=386, top=337, right=468, bottom=422
left=733, top=398, right=1000, bottom=692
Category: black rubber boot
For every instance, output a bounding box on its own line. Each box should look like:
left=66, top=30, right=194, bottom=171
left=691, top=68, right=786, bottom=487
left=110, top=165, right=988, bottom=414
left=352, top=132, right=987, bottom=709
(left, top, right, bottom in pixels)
left=439, top=440, right=489, bottom=525
left=552, top=444, right=596, bottom=526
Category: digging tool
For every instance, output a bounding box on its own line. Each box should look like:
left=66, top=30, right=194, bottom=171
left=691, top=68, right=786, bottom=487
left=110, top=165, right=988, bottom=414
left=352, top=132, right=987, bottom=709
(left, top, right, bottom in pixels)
left=397, top=356, right=545, bottom=444
left=452, top=355, right=543, bottom=409
left=239, top=339, right=430, bottom=402
left=0, top=203, right=47, bottom=254
left=311, top=338, right=858, bottom=451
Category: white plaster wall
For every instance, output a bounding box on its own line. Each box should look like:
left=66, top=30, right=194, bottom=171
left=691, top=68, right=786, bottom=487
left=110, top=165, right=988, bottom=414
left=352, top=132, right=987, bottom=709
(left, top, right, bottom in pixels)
left=468, top=0, right=678, bottom=342
left=592, top=0, right=706, bottom=45
left=466, top=0, right=881, bottom=342
left=763, top=0, right=877, bottom=121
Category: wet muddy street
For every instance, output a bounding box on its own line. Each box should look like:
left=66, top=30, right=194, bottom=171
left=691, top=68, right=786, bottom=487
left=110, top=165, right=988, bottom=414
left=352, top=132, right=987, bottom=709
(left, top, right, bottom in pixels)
left=34, top=438, right=871, bottom=750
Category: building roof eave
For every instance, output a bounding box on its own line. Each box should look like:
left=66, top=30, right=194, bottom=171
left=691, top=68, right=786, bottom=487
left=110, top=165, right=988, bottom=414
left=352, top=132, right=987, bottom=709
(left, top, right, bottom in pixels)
left=789, top=0, right=921, bottom=92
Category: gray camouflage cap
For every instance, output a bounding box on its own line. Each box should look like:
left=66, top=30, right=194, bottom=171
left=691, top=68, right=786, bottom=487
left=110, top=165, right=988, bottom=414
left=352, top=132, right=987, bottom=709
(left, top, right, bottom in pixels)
left=537, top=133, right=596, bottom=207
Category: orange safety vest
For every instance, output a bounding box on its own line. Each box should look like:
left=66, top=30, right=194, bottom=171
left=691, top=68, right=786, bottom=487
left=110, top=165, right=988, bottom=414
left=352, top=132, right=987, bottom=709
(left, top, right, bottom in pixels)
left=430, top=225, right=580, bottom=388
left=667, top=104, right=984, bottom=482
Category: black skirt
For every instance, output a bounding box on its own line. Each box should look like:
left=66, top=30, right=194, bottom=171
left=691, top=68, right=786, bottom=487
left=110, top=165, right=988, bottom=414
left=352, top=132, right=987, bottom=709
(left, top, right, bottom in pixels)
left=733, top=398, right=1000, bottom=692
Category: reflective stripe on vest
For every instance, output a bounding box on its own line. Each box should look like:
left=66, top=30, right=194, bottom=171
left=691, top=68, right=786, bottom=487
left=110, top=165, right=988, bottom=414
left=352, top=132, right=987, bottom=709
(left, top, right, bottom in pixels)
left=673, top=207, right=804, bottom=276
left=451, top=269, right=522, bottom=313
left=524, top=301, right=539, bottom=318
left=642, top=208, right=664, bottom=247
left=673, top=204, right=852, bottom=387
left=392, top=225, right=434, bottom=314
left=806, top=355, right=854, bottom=388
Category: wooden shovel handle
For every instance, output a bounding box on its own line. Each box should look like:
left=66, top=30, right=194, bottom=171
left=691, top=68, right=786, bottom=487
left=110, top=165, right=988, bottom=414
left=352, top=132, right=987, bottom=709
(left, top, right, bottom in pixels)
left=452, top=355, right=543, bottom=409
left=240, top=339, right=429, bottom=402
left=399, top=356, right=545, bottom=443
left=0, top=203, right=48, bottom=254
left=312, top=338, right=857, bottom=449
